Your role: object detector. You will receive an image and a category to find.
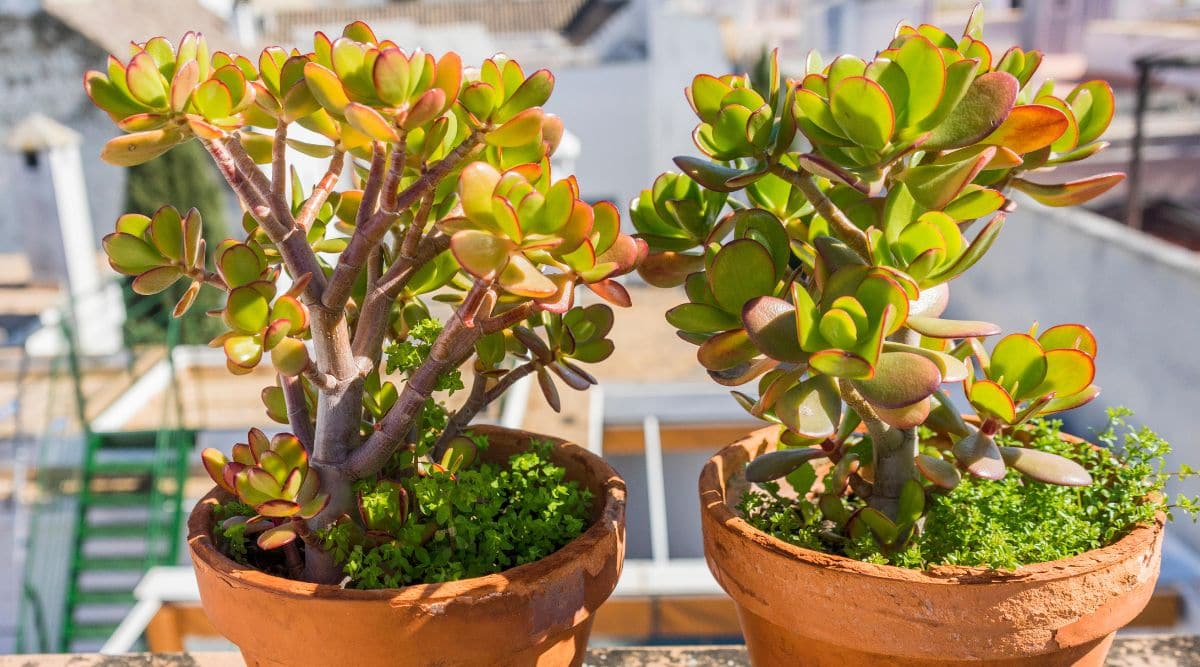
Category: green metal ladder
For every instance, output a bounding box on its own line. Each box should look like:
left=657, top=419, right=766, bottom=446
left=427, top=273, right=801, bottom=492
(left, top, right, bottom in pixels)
left=61, top=308, right=193, bottom=650
left=16, top=296, right=194, bottom=652
left=58, top=427, right=194, bottom=649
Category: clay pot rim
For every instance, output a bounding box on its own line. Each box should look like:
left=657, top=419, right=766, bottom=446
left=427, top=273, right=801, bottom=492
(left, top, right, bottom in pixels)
left=188, top=424, right=625, bottom=602
left=701, top=424, right=1165, bottom=585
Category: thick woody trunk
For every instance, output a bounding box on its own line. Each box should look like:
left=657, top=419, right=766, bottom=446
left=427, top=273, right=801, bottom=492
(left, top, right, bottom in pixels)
left=303, top=309, right=364, bottom=582
left=865, top=422, right=918, bottom=520
left=202, top=130, right=494, bottom=583
left=302, top=462, right=355, bottom=583
left=847, top=327, right=922, bottom=521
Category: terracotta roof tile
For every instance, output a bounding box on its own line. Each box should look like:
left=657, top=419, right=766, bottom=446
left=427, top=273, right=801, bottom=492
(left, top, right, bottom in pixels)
left=267, top=0, right=591, bottom=43
left=44, top=0, right=242, bottom=57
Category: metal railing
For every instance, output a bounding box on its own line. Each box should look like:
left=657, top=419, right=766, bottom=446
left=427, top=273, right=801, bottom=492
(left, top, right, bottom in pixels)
left=12, top=284, right=189, bottom=652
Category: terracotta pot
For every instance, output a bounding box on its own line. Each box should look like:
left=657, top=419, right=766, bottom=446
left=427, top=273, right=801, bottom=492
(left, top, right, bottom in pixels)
left=188, top=425, right=626, bottom=667
left=700, top=425, right=1165, bottom=667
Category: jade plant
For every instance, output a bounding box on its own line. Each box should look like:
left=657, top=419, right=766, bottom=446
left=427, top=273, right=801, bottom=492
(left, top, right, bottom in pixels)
left=89, top=22, right=644, bottom=582
left=634, top=8, right=1125, bottom=554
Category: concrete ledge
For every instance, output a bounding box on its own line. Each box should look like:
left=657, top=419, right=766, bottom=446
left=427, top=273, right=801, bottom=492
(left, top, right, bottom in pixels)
left=1, top=638, right=1197, bottom=666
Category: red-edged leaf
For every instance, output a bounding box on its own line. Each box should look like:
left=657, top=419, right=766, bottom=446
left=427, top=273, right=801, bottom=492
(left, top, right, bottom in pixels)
left=256, top=522, right=298, bottom=549
left=1012, top=173, right=1125, bottom=207
left=587, top=279, right=632, bottom=307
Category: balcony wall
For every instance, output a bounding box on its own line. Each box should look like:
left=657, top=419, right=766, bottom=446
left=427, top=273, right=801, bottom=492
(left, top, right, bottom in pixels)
left=949, top=198, right=1200, bottom=549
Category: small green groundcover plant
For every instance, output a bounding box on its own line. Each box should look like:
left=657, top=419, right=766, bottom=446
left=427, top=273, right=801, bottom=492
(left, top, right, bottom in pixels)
left=215, top=436, right=591, bottom=587
left=741, top=411, right=1198, bottom=569
left=87, top=21, right=645, bottom=584
left=633, top=6, right=1195, bottom=565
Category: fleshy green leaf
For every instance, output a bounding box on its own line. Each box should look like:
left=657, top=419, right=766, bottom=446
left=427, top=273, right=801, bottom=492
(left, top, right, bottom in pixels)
left=372, top=48, right=411, bottom=106
left=1033, top=348, right=1095, bottom=398
left=101, top=129, right=182, bottom=166
left=916, top=454, right=960, bottom=490
left=983, top=104, right=1069, bottom=155
left=486, top=108, right=543, bottom=147
left=775, top=375, right=842, bottom=439
left=707, top=239, right=776, bottom=314
left=497, top=69, right=554, bottom=121
left=498, top=254, right=556, bottom=297
left=450, top=230, right=513, bottom=279
left=344, top=102, right=399, bottom=142
left=257, top=522, right=298, bottom=549
left=874, top=397, right=931, bottom=429
left=808, top=349, right=872, bottom=379
left=830, top=77, right=895, bottom=151
left=1000, top=446, right=1092, bottom=486
left=270, top=337, right=310, bottom=376
left=745, top=447, right=828, bottom=483
left=666, top=303, right=740, bottom=334
left=103, top=233, right=164, bottom=274
left=1038, top=323, right=1097, bottom=356
left=901, top=147, right=993, bottom=210
left=1012, top=173, right=1124, bottom=207
left=968, top=380, right=1016, bottom=423
left=923, top=71, right=1018, bottom=151
left=697, top=328, right=759, bottom=372
left=1067, top=80, right=1115, bottom=145
left=904, top=316, right=1000, bottom=339
left=131, top=265, right=183, bottom=295
left=741, top=296, right=807, bottom=363
left=895, top=35, right=945, bottom=127
left=989, top=333, right=1047, bottom=399
left=303, top=62, right=351, bottom=115
left=852, top=351, right=941, bottom=409
left=126, top=51, right=168, bottom=108
left=225, top=286, right=271, bottom=333
left=952, top=429, right=1006, bottom=480
left=149, top=206, right=184, bottom=261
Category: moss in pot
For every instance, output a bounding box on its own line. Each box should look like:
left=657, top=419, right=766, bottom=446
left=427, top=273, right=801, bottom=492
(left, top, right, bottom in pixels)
left=87, top=20, right=642, bottom=666
left=631, top=5, right=1198, bottom=665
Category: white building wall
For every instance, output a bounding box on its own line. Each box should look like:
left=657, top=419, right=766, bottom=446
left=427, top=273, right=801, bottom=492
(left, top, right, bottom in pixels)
left=1084, top=21, right=1200, bottom=88
left=549, top=61, right=653, bottom=208
left=549, top=1, right=730, bottom=219
left=0, top=12, right=124, bottom=253
left=949, top=199, right=1200, bottom=550
left=647, top=2, right=729, bottom=197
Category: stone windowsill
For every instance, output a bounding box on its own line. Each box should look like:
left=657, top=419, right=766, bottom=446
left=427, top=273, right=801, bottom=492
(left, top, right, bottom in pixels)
left=2, top=638, right=1199, bottom=667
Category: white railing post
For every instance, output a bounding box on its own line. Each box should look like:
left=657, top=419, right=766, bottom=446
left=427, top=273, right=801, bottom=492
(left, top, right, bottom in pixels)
left=642, top=415, right=669, bottom=566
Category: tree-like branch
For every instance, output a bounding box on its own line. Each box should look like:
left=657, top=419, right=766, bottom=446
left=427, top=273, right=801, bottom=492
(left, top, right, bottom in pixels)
left=279, top=373, right=314, bottom=452
left=202, top=137, right=327, bottom=303
left=400, top=191, right=435, bottom=260
left=837, top=376, right=900, bottom=455
left=367, top=246, right=384, bottom=294
left=351, top=230, right=451, bottom=364
left=323, top=132, right=483, bottom=311
left=272, top=124, right=288, bottom=201
left=320, top=144, right=390, bottom=309
left=479, top=302, right=537, bottom=334
left=301, top=365, right=337, bottom=391
left=380, top=139, right=407, bottom=212
left=203, top=136, right=269, bottom=213
left=343, top=280, right=493, bottom=479
left=357, top=143, right=389, bottom=228
left=187, top=267, right=227, bottom=291
left=435, top=362, right=537, bottom=456
left=296, top=150, right=346, bottom=230
left=770, top=164, right=872, bottom=260
left=228, top=134, right=296, bottom=232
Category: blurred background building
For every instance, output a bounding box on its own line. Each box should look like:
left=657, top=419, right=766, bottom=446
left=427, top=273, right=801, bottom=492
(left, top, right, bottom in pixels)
left=2, top=0, right=1200, bottom=655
